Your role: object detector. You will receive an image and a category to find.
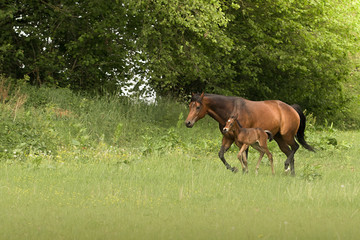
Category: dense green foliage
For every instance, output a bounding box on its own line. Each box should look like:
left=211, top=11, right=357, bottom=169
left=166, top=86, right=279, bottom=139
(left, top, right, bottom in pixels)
left=1, top=1, right=359, bottom=121
left=0, top=0, right=133, bottom=92
left=1, top=85, right=360, bottom=239
left=0, top=81, right=216, bottom=161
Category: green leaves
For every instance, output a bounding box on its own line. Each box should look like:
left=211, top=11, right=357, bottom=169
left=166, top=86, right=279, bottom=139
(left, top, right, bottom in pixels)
left=223, top=0, right=360, bottom=122
left=1, top=0, right=359, bottom=122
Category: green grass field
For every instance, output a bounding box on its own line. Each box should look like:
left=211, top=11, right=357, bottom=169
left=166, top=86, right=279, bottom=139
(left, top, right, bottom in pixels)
left=0, top=86, right=360, bottom=239
left=1, top=132, right=360, bottom=239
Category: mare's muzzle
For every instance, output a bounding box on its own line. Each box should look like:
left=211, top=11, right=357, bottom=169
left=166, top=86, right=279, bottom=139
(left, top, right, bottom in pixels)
left=185, top=120, right=194, bottom=128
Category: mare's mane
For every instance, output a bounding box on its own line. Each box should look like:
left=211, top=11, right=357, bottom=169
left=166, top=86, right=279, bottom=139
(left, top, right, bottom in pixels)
left=191, top=94, right=246, bottom=116
left=191, top=93, right=244, bottom=103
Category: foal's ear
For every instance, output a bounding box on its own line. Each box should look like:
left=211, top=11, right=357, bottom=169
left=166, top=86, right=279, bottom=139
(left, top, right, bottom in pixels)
left=200, top=92, right=204, bottom=100
left=232, top=114, right=238, bottom=119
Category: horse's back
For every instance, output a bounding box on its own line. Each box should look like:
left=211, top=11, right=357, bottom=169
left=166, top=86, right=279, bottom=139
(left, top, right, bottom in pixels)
left=240, top=99, right=300, bottom=137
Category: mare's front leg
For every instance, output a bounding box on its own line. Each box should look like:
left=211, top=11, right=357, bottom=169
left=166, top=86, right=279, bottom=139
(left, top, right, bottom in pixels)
left=219, top=135, right=238, bottom=173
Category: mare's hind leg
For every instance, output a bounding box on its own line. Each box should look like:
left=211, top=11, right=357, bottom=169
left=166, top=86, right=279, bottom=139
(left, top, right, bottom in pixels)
left=288, top=141, right=299, bottom=175
left=219, top=136, right=238, bottom=173
left=274, top=136, right=292, bottom=172
left=275, top=135, right=299, bottom=175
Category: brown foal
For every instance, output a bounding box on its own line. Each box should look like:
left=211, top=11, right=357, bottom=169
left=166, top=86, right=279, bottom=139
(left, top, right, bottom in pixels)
left=222, top=115, right=275, bottom=175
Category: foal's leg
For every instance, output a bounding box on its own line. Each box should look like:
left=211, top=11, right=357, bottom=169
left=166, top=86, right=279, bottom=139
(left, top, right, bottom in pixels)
left=237, top=151, right=246, bottom=172
left=219, top=136, right=238, bottom=173
left=255, top=150, right=265, bottom=175
left=252, top=143, right=266, bottom=175
left=237, top=144, right=249, bottom=173
left=264, top=148, right=275, bottom=175
left=258, top=138, right=275, bottom=175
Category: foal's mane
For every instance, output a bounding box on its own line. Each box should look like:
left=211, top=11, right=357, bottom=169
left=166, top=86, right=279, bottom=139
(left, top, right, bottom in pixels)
left=230, top=115, right=242, bottom=129
left=236, top=119, right=243, bottom=128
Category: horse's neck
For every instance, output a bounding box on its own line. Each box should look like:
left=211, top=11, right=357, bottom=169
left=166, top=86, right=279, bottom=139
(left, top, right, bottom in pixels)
left=232, top=120, right=243, bottom=136
left=207, top=109, right=225, bottom=125
left=205, top=97, right=235, bottom=125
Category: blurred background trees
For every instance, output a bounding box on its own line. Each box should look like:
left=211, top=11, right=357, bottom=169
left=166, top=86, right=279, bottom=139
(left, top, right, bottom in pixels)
left=1, top=0, right=359, bottom=121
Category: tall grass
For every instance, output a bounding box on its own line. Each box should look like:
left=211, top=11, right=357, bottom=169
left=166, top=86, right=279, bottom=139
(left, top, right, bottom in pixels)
left=1, top=83, right=360, bottom=239
left=1, top=142, right=360, bottom=239
left=0, top=83, right=222, bottom=161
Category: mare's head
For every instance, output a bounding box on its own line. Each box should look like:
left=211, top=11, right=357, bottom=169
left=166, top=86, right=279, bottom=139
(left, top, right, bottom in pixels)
left=222, top=115, right=239, bottom=133
left=185, top=93, right=208, bottom=128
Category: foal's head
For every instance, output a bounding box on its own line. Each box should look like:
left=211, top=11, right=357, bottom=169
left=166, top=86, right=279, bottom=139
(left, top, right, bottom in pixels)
left=222, top=115, right=240, bottom=133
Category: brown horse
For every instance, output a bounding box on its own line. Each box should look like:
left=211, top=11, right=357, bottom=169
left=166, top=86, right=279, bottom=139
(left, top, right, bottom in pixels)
left=185, top=93, right=314, bottom=175
left=222, top=115, right=275, bottom=175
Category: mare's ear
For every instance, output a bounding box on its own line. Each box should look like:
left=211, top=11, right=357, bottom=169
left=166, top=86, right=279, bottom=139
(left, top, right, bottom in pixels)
left=200, top=92, right=204, bottom=100
left=191, top=92, right=195, bottom=97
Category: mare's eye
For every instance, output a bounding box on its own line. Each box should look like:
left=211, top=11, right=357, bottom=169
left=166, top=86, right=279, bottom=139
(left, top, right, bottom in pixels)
left=196, top=106, right=200, bottom=110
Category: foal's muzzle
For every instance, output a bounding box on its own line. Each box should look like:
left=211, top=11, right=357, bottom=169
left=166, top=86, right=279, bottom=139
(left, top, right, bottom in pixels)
left=222, top=127, right=229, bottom=133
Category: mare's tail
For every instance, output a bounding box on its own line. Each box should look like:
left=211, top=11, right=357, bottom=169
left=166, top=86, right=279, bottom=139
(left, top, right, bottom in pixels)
left=291, top=104, right=315, bottom=152
left=264, top=130, right=273, bottom=142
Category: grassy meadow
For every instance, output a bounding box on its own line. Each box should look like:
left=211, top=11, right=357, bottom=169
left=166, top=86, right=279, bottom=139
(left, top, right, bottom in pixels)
left=1, top=85, right=360, bottom=239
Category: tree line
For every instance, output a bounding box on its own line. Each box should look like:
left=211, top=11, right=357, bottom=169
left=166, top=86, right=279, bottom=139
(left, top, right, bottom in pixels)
left=1, top=0, right=359, bottom=120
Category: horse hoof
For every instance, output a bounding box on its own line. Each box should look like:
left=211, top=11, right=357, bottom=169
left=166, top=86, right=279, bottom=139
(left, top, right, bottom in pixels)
left=284, top=167, right=291, bottom=173
left=232, top=167, right=239, bottom=173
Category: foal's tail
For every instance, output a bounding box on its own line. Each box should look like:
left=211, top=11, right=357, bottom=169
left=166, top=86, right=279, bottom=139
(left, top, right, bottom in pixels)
left=264, top=130, right=273, bottom=142
left=291, top=104, right=315, bottom=152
